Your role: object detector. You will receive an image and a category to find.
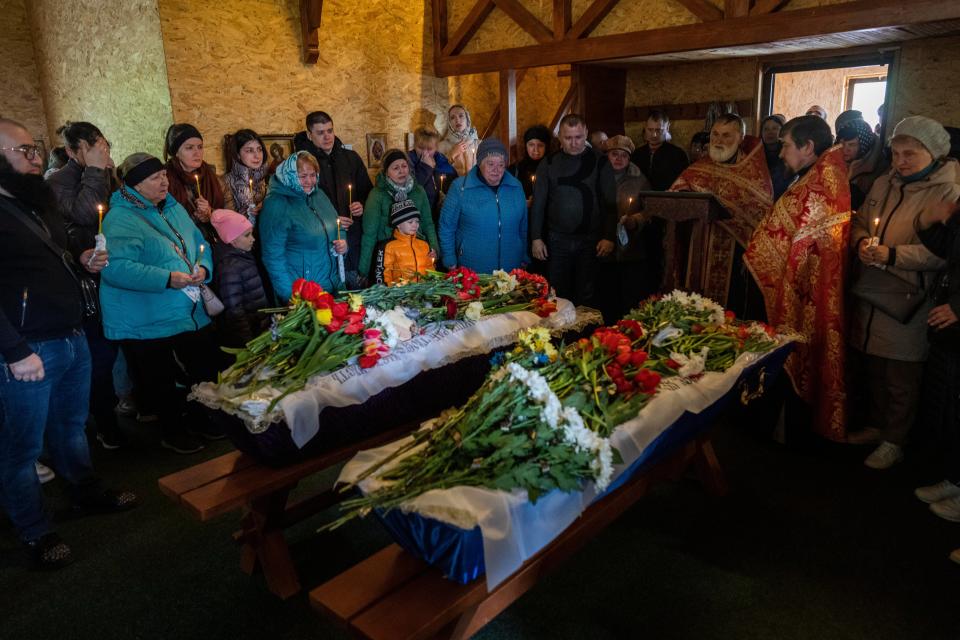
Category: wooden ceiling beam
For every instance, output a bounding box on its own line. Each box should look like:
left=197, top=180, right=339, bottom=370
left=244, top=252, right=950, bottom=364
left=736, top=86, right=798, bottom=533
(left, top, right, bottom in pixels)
left=566, top=0, right=619, bottom=40
left=554, top=0, right=572, bottom=39
left=442, top=0, right=496, bottom=57
left=478, top=69, right=529, bottom=139
left=431, top=0, right=448, bottom=66
left=299, top=0, right=323, bottom=64
left=549, top=82, right=579, bottom=134
left=724, top=0, right=750, bottom=18
left=751, top=0, right=791, bottom=15
left=435, top=0, right=960, bottom=76
left=494, top=0, right=554, bottom=44
left=673, top=0, right=723, bottom=22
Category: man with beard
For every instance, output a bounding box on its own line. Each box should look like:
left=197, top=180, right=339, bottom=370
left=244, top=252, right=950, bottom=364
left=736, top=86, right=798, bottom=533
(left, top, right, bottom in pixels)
left=293, top=111, right=373, bottom=288
left=0, top=119, right=137, bottom=570
left=745, top=115, right=852, bottom=443
left=530, top=114, right=618, bottom=306
left=669, top=113, right=773, bottom=318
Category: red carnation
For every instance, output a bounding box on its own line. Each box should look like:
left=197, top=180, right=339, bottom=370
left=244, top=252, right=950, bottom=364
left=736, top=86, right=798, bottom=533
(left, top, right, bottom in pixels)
left=358, top=354, right=379, bottom=368
left=630, top=350, right=648, bottom=367
left=725, top=310, right=736, bottom=322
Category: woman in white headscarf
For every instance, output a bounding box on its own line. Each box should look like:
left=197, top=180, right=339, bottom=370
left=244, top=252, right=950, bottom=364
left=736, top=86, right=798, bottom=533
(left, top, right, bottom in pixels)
left=438, top=104, right=480, bottom=176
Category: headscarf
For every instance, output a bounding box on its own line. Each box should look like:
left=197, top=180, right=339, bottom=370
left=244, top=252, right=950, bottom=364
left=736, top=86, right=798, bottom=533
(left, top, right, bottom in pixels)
left=275, top=151, right=315, bottom=196
left=443, top=104, right=479, bottom=146
left=836, top=119, right=876, bottom=161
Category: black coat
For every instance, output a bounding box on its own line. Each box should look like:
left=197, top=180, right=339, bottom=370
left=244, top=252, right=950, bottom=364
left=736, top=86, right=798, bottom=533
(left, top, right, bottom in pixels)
left=293, top=133, right=373, bottom=273
left=212, top=243, right=270, bottom=347
left=919, top=215, right=960, bottom=348
left=46, top=159, right=114, bottom=252
left=630, top=142, right=689, bottom=191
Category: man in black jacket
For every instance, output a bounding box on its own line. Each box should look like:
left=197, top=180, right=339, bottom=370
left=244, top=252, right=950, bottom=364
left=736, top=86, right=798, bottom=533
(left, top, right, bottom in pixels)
left=0, top=119, right=136, bottom=570
left=529, top=114, right=618, bottom=306
left=294, top=111, right=373, bottom=287
left=630, top=110, right=689, bottom=191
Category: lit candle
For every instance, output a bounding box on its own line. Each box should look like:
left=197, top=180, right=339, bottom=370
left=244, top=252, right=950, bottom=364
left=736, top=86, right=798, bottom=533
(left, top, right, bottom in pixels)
left=531, top=175, right=536, bottom=186
left=248, top=178, right=254, bottom=197
left=348, top=183, right=353, bottom=206
left=870, top=216, right=881, bottom=247
left=97, top=203, right=104, bottom=234
left=194, top=173, right=202, bottom=197
left=628, top=197, right=633, bottom=211
left=439, top=175, right=445, bottom=191
left=336, top=217, right=341, bottom=242
left=195, top=244, right=205, bottom=272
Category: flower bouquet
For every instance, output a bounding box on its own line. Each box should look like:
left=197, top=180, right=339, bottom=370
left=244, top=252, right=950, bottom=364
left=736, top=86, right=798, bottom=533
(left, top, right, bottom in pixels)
left=217, top=278, right=389, bottom=412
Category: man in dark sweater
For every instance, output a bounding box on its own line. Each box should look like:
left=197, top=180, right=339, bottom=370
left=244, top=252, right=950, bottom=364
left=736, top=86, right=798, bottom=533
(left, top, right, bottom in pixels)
left=630, top=110, right=689, bottom=191
left=0, top=119, right=136, bottom=570
left=293, top=111, right=373, bottom=288
left=530, top=114, right=618, bottom=306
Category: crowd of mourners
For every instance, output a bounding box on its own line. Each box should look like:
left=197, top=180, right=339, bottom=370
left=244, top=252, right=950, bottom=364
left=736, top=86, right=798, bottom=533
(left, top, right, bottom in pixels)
left=2, top=96, right=960, bottom=570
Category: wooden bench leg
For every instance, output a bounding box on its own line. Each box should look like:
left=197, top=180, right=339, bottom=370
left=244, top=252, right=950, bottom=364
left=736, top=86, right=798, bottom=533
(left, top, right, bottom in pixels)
left=236, top=488, right=302, bottom=599
left=693, top=438, right=728, bottom=497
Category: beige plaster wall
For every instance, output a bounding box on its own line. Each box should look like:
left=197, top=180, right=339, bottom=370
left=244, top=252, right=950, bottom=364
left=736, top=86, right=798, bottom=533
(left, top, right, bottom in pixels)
left=27, top=0, right=174, bottom=163
left=624, top=58, right=760, bottom=154
left=772, top=64, right=887, bottom=126
left=0, top=0, right=49, bottom=146
left=892, top=34, right=960, bottom=128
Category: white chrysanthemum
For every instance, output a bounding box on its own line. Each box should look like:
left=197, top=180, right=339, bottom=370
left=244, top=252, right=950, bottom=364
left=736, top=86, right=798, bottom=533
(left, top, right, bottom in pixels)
left=748, top=323, right=772, bottom=339
left=465, top=301, right=484, bottom=321
left=375, top=306, right=415, bottom=347
left=492, top=269, right=518, bottom=295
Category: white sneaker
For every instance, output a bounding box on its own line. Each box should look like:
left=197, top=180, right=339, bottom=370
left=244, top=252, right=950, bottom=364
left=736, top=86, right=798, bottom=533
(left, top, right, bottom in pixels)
left=35, top=462, right=55, bottom=484
left=863, top=441, right=903, bottom=470
left=915, top=480, right=960, bottom=504
left=930, top=496, right=960, bottom=523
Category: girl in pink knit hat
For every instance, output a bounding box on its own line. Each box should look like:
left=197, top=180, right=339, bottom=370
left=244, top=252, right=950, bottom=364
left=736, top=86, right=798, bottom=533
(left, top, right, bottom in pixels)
left=210, top=209, right=271, bottom=347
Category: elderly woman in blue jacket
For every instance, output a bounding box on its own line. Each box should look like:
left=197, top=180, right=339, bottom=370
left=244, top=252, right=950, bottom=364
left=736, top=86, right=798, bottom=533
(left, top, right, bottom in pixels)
left=100, top=153, right=223, bottom=455
left=439, top=138, right=529, bottom=273
left=259, top=151, right=347, bottom=301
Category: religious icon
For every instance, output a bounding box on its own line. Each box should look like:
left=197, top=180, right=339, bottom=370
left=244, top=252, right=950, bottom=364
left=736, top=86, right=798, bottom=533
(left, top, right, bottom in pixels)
left=366, top=133, right=387, bottom=168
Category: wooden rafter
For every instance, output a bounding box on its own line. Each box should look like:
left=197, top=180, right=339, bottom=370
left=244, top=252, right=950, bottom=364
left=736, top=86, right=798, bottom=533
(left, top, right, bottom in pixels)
left=498, top=69, right=518, bottom=161
left=724, top=0, right=750, bottom=18
left=750, top=0, right=791, bottom=15
left=553, top=0, right=571, bottom=39
left=494, top=0, right=553, bottom=44
left=431, top=0, right=448, bottom=66
left=442, top=0, right=495, bottom=57
left=479, top=69, right=529, bottom=139
left=673, top=0, right=723, bottom=22
left=549, top=82, right=579, bottom=134
left=435, top=0, right=960, bottom=76
left=299, top=0, right=323, bottom=64
left=566, top=0, right=619, bottom=40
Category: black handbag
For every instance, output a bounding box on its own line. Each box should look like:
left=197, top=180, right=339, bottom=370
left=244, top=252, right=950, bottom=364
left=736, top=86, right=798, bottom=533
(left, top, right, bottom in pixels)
left=850, top=262, right=927, bottom=324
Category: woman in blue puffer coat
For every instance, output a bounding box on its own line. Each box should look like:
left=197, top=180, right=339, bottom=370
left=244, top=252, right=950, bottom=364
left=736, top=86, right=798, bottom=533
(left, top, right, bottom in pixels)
left=259, top=151, right=347, bottom=301
left=438, top=138, right=529, bottom=273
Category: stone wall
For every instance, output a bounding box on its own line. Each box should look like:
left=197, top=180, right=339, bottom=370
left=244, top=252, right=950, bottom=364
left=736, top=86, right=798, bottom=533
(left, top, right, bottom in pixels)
left=0, top=0, right=48, bottom=147
left=27, top=0, right=174, bottom=162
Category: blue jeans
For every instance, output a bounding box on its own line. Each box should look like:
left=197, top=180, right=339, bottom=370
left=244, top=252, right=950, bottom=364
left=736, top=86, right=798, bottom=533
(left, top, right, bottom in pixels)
left=0, top=331, right=95, bottom=541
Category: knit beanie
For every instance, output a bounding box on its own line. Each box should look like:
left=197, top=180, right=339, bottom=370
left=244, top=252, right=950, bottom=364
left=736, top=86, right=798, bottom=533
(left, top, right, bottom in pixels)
left=389, top=199, right=420, bottom=228
left=892, top=116, right=951, bottom=159
left=211, top=208, right=253, bottom=244
left=476, top=138, right=508, bottom=165
left=381, top=149, right=407, bottom=174
left=523, top=125, right=551, bottom=146
left=167, top=124, right=203, bottom=158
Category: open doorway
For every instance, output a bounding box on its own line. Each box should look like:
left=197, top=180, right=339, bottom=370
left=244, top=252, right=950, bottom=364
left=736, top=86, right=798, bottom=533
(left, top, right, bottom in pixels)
left=760, top=52, right=896, bottom=134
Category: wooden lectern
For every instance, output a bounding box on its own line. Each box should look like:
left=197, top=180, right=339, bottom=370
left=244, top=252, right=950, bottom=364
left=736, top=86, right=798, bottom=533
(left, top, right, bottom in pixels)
left=634, top=191, right=729, bottom=294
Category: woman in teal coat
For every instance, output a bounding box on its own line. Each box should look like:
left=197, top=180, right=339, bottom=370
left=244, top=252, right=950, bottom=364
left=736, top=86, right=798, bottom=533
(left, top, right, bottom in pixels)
left=100, top=153, right=222, bottom=455
left=358, top=149, right=439, bottom=280
left=259, top=151, right=348, bottom=301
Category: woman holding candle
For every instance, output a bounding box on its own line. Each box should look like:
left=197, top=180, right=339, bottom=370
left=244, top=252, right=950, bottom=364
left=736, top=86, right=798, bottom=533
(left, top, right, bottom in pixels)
left=99, top=152, right=224, bottom=454
left=848, top=116, right=960, bottom=469
left=259, top=151, right=347, bottom=301
left=358, top=149, right=439, bottom=282
left=439, top=138, right=528, bottom=274
left=508, top=124, right=551, bottom=200
left=438, top=104, right=480, bottom=176
left=47, top=121, right=126, bottom=449
left=219, top=129, right=269, bottom=220
left=163, top=123, right=224, bottom=243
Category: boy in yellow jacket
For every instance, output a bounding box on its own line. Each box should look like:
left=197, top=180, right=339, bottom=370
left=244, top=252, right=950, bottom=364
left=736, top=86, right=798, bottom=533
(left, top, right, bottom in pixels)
left=374, top=199, right=434, bottom=285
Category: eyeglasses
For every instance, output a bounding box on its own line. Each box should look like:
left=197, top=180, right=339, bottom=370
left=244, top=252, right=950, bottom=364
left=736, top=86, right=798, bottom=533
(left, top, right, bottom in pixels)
left=0, top=145, right=41, bottom=160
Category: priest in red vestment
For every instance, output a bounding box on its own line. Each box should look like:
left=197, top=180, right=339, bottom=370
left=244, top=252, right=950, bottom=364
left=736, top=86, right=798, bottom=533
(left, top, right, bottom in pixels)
left=745, top=115, right=851, bottom=442
left=669, top=114, right=773, bottom=315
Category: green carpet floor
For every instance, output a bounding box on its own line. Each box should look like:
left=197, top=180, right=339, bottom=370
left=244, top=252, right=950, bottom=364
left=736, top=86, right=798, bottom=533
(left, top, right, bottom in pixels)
left=2, top=415, right=959, bottom=640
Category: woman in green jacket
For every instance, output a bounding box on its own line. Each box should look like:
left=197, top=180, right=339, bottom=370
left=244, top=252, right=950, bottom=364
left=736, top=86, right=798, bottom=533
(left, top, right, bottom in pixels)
left=259, top=151, right=348, bottom=301
left=101, top=153, right=223, bottom=455
left=358, top=149, right=438, bottom=280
